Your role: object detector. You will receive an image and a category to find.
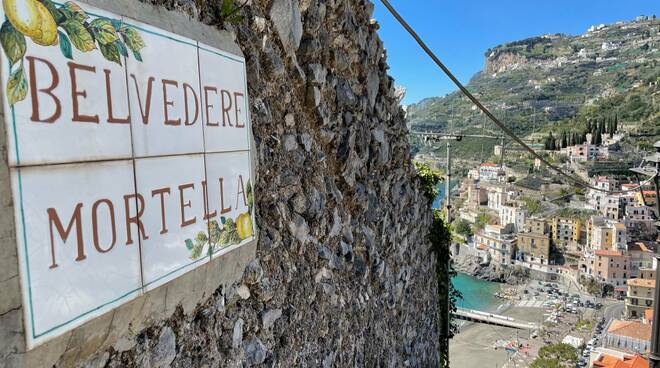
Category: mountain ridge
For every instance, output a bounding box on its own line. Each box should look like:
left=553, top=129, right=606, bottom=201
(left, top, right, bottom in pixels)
left=407, top=16, right=659, bottom=144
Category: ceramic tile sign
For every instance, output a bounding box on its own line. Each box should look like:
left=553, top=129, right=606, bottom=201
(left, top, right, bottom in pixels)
left=135, top=154, right=210, bottom=291
left=199, top=43, right=250, bottom=153
left=10, top=161, right=143, bottom=348
left=204, top=151, right=255, bottom=259
left=1, top=0, right=254, bottom=349
left=126, top=19, right=204, bottom=158
left=1, top=1, right=134, bottom=166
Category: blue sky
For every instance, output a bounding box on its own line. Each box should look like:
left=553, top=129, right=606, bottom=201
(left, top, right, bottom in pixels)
left=373, top=1, right=660, bottom=105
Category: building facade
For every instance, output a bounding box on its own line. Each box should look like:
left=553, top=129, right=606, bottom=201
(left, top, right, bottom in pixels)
left=626, top=278, right=655, bottom=319
left=592, top=250, right=631, bottom=288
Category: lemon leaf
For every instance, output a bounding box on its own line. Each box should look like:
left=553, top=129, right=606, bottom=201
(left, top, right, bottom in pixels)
left=89, top=18, right=118, bottom=45
left=115, top=40, right=128, bottom=57
left=61, top=1, right=88, bottom=22
left=62, top=19, right=95, bottom=52
left=99, top=42, right=121, bottom=65
left=41, top=0, right=65, bottom=24
left=185, top=239, right=194, bottom=251
left=120, top=27, right=145, bottom=53
left=7, top=64, right=27, bottom=106
left=110, top=19, right=122, bottom=31
left=0, top=21, right=26, bottom=66
left=58, top=31, right=73, bottom=59
left=132, top=50, right=142, bottom=62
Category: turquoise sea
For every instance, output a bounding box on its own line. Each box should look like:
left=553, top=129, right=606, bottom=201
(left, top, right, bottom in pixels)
left=433, top=179, right=501, bottom=312
left=452, top=273, right=502, bottom=311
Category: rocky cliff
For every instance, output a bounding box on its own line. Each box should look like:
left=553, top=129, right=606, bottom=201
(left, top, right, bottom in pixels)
left=408, top=18, right=659, bottom=141
left=83, top=0, right=439, bottom=367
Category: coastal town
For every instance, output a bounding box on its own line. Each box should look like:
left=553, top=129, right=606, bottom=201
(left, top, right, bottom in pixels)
left=419, top=111, right=660, bottom=367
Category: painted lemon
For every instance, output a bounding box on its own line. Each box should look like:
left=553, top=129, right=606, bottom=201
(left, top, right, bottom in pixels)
left=3, top=0, right=42, bottom=38
left=236, top=213, right=253, bottom=240
left=3, top=0, right=58, bottom=45
left=31, top=1, right=58, bottom=46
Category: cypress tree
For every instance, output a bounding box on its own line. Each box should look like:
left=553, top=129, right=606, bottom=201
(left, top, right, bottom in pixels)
left=614, top=114, right=618, bottom=133
left=594, top=130, right=602, bottom=145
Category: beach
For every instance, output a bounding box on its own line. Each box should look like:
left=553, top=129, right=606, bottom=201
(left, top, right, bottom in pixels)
left=450, top=305, right=547, bottom=368
left=450, top=280, right=547, bottom=368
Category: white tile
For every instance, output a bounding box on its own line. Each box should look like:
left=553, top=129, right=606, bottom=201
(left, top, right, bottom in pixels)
left=11, top=160, right=142, bottom=348
left=135, top=154, right=210, bottom=290
left=198, top=43, right=251, bottom=154
left=205, top=151, right=255, bottom=258
left=1, top=2, right=132, bottom=166
left=123, top=18, right=204, bottom=157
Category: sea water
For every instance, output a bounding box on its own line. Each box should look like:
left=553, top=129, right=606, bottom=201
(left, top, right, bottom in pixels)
left=452, top=272, right=502, bottom=312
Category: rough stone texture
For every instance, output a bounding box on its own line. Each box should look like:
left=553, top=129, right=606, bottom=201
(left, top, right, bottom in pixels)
left=0, top=0, right=439, bottom=366
left=99, top=0, right=438, bottom=366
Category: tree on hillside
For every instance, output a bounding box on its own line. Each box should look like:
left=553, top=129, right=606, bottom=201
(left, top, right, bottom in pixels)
left=545, top=133, right=556, bottom=150
left=560, top=131, right=568, bottom=148
left=454, top=219, right=474, bottom=238
left=614, top=114, right=619, bottom=133
left=593, top=130, right=602, bottom=145
left=598, top=119, right=605, bottom=134
left=529, top=343, right=578, bottom=368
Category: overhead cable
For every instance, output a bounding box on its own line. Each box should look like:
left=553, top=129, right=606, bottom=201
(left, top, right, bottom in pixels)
left=378, top=0, right=656, bottom=194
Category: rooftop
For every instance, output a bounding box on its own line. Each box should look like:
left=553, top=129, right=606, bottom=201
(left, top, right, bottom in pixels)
left=595, top=250, right=624, bottom=257
left=606, top=320, right=651, bottom=341
left=593, top=354, right=648, bottom=368
left=627, top=278, right=655, bottom=288
left=628, top=242, right=650, bottom=253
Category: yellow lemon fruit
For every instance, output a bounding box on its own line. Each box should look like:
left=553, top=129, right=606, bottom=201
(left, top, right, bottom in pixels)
left=30, top=1, right=58, bottom=46
left=236, top=213, right=253, bottom=240
left=3, top=0, right=42, bottom=38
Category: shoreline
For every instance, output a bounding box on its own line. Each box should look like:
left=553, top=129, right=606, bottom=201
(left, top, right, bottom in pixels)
left=450, top=281, right=541, bottom=368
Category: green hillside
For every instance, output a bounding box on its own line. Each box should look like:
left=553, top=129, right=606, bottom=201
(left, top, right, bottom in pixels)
left=408, top=17, right=660, bottom=157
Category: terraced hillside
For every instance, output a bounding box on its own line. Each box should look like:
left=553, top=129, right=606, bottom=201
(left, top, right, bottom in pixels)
left=408, top=17, right=659, bottom=152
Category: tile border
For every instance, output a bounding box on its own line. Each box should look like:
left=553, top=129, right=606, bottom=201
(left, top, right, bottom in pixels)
left=4, top=0, right=256, bottom=349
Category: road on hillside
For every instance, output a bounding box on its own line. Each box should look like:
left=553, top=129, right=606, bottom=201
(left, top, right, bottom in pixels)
left=603, top=302, right=625, bottom=322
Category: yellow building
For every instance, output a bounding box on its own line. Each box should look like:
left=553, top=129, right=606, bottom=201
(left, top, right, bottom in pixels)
left=517, top=232, right=551, bottom=264
left=636, top=191, right=658, bottom=206
left=551, top=217, right=582, bottom=244
left=525, top=218, right=548, bottom=235
left=517, top=218, right=552, bottom=264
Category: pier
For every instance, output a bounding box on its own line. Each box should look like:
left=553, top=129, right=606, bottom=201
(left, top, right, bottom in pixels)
left=455, top=308, right=539, bottom=330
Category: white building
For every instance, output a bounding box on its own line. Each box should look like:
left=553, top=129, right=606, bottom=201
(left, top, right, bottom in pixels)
left=587, top=177, right=619, bottom=211
left=500, top=204, right=527, bottom=232
left=624, top=204, right=657, bottom=241
left=487, top=185, right=509, bottom=212
left=479, top=163, right=501, bottom=181
left=475, top=224, right=516, bottom=267
left=589, top=216, right=628, bottom=251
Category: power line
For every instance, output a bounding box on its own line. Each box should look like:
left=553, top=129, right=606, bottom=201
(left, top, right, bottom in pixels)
left=379, top=0, right=656, bottom=195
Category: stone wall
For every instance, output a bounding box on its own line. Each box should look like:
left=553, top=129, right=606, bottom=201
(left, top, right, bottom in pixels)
left=1, top=0, right=439, bottom=366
